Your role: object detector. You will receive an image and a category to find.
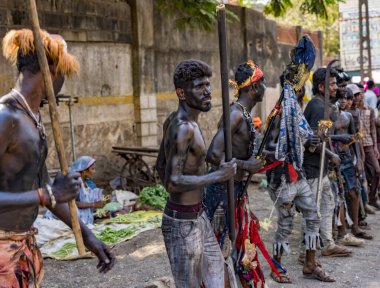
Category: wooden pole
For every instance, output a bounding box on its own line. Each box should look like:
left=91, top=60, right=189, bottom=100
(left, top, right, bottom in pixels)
left=216, top=4, right=235, bottom=243
left=29, top=0, right=86, bottom=256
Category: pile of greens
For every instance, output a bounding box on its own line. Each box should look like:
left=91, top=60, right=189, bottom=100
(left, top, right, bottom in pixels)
left=96, top=202, right=123, bottom=218
left=52, top=242, right=78, bottom=258
left=101, top=210, right=162, bottom=224
left=138, top=184, right=169, bottom=210
left=95, top=227, right=135, bottom=245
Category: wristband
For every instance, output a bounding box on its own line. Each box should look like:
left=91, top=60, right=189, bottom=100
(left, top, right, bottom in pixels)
left=37, top=188, right=45, bottom=206
left=46, top=184, right=57, bottom=208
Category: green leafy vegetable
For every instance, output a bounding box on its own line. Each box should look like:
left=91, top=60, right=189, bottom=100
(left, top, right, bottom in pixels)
left=96, top=202, right=123, bottom=217
left=138, top=185, right=169, bottom=210
left=52, top=242, right=77, bottom=258
left=95, top=227, right=135, bottom=244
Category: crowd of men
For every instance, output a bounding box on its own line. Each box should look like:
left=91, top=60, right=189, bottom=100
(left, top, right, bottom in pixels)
left=1, top=26, right=378, bottom=288
left=157, top=53, right=380, bottom=286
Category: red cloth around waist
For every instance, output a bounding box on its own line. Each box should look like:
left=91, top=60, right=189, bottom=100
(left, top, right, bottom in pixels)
left=166, top=200, right=202, bottom=213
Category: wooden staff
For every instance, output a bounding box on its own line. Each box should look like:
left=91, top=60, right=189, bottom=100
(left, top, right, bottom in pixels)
left=315, top=59, right=338, bottom=216
left=217, top=4, right=235, bottom=242
left=29, top=0, right=86, bottom=256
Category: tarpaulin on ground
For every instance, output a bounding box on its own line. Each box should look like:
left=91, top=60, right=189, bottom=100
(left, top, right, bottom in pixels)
left=34, top=211, right=162, bottom=260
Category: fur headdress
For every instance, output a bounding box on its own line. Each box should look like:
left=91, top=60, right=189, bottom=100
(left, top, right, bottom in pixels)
left=2, top=29, right=79, bottom=76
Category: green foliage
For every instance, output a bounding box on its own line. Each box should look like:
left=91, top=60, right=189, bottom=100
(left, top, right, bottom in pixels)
left=265, top=0, right=340, bottom=56
left=156, top=0, right=239, bottom=31
left=263, top=0, right=293, bottom=17
left=156, top=0, right=340, bottom=56
left=138, top=184, right=169, bottom=210
left=264, top=0, right=343, bottom=20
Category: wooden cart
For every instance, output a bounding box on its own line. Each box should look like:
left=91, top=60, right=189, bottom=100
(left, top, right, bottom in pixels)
left=112, top=146, right=160, bottom=193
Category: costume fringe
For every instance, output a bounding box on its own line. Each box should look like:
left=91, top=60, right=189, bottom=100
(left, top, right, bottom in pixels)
left=345, top=203, right=354, bottom=226
left=2, top=29, right=79, bottom=76
left=273, top=241, right=290, bottom=256
left=304, top=232, right=320, bottom=251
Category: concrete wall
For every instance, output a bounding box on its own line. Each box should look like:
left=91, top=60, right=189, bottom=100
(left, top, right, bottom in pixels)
left=0, top=0, right=323, bottom=182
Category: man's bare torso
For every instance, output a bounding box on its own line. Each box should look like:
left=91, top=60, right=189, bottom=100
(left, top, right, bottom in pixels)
left=164, top=114, right=206, bottom=205
left=0, top=93, right=47, bottom=232
left=334, top=111, right=353, bottom=156
left=230, top=105, right=253, bottom=181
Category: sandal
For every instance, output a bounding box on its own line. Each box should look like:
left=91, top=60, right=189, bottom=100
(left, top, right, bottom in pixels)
left=353, top=230, right=374, bottom=240
left=321, top=244, right=352, bottom=257
left=270, top=270, right=292, bottom=284
left=303, top=267, right=335, bottom=282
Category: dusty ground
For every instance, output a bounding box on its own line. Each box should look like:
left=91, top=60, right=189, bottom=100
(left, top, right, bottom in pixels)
left=43, top=184, right=380, bottom=288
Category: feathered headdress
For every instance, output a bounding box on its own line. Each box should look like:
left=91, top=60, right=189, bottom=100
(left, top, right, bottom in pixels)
left=229, top=60, right=264, bottom=97
left=2, top=29, right=79, bottom=76
left=283, top=35, right=315, bottom=91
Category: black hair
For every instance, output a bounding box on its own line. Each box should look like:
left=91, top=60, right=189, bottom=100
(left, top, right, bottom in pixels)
left=17, top=50, right=54, bottom=74
left=312, top=67, right=338, bottom=95
left=356, top=83, right=364, bottom=89
left=235, top=62, right=256, bottom=94
left=173, top=59, right=212, bottom=88
left=335, top=68, right=351, bottom=84
left=368, top=79, right=375, bottom=89
left=346, top=88, right=354, bottom=99
left=337, top=93, right=347, bottom=99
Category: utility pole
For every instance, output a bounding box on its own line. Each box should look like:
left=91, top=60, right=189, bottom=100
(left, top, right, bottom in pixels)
left=359, top=0, right=373, bottom=80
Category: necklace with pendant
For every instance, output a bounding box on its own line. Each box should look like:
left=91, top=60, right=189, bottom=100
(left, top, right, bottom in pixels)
left=234, top=101, right=256, bottom=156
left=11, top=89, right=46, bottom=139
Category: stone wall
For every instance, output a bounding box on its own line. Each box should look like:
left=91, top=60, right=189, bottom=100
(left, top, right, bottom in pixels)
left=0, top=0, right=323, bottom=183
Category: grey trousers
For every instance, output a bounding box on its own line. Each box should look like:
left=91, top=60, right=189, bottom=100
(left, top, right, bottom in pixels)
left=268, top=178, right=320, bottom=255
left=162, top=211, right=225, bottom=288
left=305, top=176, right=336, bottom=247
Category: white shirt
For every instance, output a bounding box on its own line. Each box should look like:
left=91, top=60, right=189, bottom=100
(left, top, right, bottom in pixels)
left=364, top=89, right=378, bottom=118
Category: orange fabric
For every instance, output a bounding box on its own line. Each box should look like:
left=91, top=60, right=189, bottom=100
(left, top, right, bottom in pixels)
left=253, top=117, right=262, bottom=129
left=229, top=60, right=264, bottom=97
left=0, top=229, right=43, bottom=288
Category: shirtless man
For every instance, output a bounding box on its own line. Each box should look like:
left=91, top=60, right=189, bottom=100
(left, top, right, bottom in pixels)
left=333, top=90, right=372, bottom=241
left=156, top=59, right=236, bottom=287
left=205, top=61, right=280, bottom=287
left=0, top=29, right=114, bottom=286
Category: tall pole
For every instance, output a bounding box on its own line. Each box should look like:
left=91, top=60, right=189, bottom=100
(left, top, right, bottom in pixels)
left=216, top=4, right=235, bottom=243
left=359, top=0, right=372, bottom=80
left=29, top=0, right=86, bottom=255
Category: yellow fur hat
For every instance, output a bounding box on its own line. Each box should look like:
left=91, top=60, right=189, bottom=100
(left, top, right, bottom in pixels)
left=2, top=29, right=79, bottom=76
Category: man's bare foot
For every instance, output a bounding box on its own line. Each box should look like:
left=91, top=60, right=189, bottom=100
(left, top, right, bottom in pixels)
left=270, top=270, right=292, bottom=284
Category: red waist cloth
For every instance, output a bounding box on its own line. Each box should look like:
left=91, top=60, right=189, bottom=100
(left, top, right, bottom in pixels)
left=166, top=200, right=202, bottom=213
left=259, top=160, right=298, bottom=183
left=0, top=228, right=43, bottom=288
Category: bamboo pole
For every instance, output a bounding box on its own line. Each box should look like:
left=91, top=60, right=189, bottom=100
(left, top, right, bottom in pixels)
left=29, top=0, right=86, bottom=256
left=216, top=4, right=235, bottom=243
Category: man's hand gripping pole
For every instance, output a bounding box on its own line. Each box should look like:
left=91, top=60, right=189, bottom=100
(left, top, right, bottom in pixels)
left=29, top=0, right=86, bottom=255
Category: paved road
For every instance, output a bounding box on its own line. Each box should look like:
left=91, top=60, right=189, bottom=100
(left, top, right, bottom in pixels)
left=43, top=184, right=380, bottom=288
